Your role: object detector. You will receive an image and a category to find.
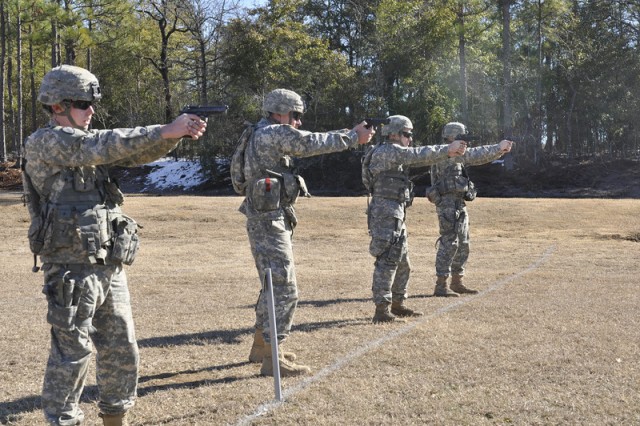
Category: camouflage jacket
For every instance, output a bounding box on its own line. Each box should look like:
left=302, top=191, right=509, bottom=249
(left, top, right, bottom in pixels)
left=429, top=144, right=504, bottom=197
left=239, top=117, right=359, bottom=220
left=24, top=120, right=180, bottom=264
left=367, top=141, right=449, bottom=221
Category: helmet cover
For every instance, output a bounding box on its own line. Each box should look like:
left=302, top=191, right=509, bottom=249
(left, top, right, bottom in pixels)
left=381, top=115, right=413, bottom=136
left=442, top=122, right=467, bottom=140
left=263, top=89, right=305, bottom=115
left=38, top=65, right=102, bottom=105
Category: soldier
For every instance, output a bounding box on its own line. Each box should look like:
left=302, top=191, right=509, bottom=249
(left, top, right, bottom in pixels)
left=363, top=115, right=467, bottom=323
left=235, top=88, right=374, bottom=377
left=23, top=65, right=207, bottom=426
left=427, top=122, right=513, bottom=297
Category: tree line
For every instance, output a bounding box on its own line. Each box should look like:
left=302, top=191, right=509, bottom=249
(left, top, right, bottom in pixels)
left=1, top=0, right=639, bottom=179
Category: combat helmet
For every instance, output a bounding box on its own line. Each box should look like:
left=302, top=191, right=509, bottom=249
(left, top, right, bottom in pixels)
left=263, top=89, right=305, bottom=115
left=381, top=115, right=413, bottom=136
left=38, top=65, right=102, bottom=105
left=442, top=122, right=466, bottom=141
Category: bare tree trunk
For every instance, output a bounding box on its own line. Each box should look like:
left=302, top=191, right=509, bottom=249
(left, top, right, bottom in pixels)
left=63, top=0, right=75, bottom=64
left=500, top=0, right=513, bottom=137
left=160, top=38, right=172, bottom=122
left=544, top=53, right=555, bottom=154
left=198, top=38, right=207, bottom=104
left=457, top=2, right=469, bottom=124
left=0, top=1, right=6, bottom=163
left=86, top=4, right=92, bottom=70
left=16, top=0, right=23, bottom=168
left=567, top=82, right=577, bottom=160
left=534, top=0, right=543, bottom=165
left=7, top=9, right=15, bottom=158
left=143, top=0, right=188, bottom=122
left=29, top=23, right=36, bottom=134
left=52, top=0, right=61, bottom=67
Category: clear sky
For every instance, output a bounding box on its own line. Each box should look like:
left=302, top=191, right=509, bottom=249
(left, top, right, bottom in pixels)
left=238, top=0, right=267, bottom=8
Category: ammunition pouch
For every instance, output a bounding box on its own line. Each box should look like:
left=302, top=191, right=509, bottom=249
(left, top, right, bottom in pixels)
left=464, top=181, right=477, bottom=201
left=45, top=206, right=77, bottom=251
left=282, top=172, right=310, bottom=204
left=110, top=214, right=140, bottom=265
left=249, top=175, right=282, bottom=212
left=249, top=168, right=310, bottom=214
left=79, top=207, right=111, bottom=263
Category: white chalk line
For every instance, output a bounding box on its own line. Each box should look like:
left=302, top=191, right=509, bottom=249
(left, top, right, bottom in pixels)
left=236, top=244, right=557, bottom=426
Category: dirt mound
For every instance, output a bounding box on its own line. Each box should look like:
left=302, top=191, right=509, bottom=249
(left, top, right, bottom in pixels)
left=3, top=157, right=640, bottom=198
left=0, top=162, right=23, bottom=190
left=469, top=157, right=640, bottom=198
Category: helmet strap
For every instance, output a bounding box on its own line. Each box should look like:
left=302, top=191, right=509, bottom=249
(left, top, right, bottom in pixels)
left=56, top=102, right=83, bottom=129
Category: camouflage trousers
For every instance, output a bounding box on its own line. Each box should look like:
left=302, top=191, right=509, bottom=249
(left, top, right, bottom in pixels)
left=41, top=263, right=139, bottom=425
left=369, top=218, right=411, bottom=305
left=435, top=196, right=470, bottom=277
left=247, top=217, right=298, bottom=344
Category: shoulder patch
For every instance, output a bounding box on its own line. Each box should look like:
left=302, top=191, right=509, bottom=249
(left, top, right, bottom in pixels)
left=61, top=127, right=75, bottom=134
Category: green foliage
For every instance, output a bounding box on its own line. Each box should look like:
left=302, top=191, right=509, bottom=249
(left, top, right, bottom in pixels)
left=5, top=0, right=640, bottom=175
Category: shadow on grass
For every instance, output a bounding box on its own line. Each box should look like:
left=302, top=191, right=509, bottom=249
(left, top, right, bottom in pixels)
left=409, top=293, right=437, bottom=299
left=1, top=317, right=369, bottom=423
left=0, top=362, right=249, bottom=424
left=137, top=327, right=254, bottom=347
left=138, top=361, right=249, bottom=385
left=238, top=296, right=370, bottom=310
left=138, top=315, right=369, bottom=349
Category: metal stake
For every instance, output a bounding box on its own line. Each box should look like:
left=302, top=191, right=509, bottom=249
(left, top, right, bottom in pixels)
left=265, top=268, right=283, bottom=401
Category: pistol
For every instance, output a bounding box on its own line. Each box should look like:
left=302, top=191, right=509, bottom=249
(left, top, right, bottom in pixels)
left=364, top=117, right=390, bottom=129
left=180, top=104, right=229, bottom=118
left=455, top=133, right=480, bottom=142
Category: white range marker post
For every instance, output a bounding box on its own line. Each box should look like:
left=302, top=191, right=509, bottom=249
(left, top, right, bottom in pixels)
left=264, top=268, right=283, bottom=401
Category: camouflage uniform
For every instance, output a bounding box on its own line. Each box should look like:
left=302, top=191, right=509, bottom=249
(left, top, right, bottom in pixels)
left=239, top=117, right=359, bottom=343
left=365, top=124, right=450, bottom=314
left=24, top=65, right=181, bottom=426
left=430, top=145, right=505, bottom=280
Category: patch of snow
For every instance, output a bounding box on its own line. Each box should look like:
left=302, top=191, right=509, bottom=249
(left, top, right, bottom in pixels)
left=144, top=158, right=207, bottom=190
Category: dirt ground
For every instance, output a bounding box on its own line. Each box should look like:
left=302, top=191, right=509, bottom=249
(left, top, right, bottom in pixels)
left=1, top=194, right=639, bottom=425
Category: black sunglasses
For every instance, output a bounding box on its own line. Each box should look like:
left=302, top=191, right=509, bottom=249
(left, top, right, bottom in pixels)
left=402, top=131, right=413, bottom=138
left=65, top=100, right=94, bottom=110
left=291, top=111, right=303, bottom=120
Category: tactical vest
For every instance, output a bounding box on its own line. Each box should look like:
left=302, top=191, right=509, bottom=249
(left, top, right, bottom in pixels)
left=434, top=163, right=470, bottom=195
left=27, top=165, right=139, bottom=267
left=372, top=171, right=414, bottom=205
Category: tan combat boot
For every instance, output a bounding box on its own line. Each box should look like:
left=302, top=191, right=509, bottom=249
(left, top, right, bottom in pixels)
left=260, top=344, right=311, bottom=377
left=433, top=276, right=460, bottom=297
left=99, top=412, right=127, bottom=426
left=372, top=302, right=396, bottom=323
left=249, top=328, right=296, bottom=363
left=391, top=300, right=424, bottom=317
left=450, top=274, right=479, bottom=294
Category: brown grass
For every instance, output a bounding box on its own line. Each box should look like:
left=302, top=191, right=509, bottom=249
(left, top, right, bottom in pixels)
left=1, top=192, right=639, bottom=425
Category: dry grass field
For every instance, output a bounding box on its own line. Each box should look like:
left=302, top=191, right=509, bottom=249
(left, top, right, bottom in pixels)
left=1, top=192, right=639, bottom=425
